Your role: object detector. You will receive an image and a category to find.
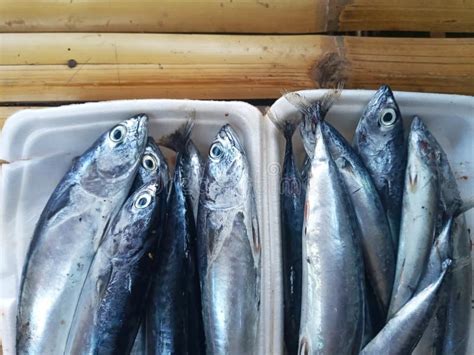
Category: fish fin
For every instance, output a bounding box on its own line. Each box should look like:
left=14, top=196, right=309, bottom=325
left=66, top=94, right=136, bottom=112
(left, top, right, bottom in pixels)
left=284, top=88, right=342, bottom=125
left=158, top=110, right=195, bottom=152
left=267, top=109, right=301, bottom=140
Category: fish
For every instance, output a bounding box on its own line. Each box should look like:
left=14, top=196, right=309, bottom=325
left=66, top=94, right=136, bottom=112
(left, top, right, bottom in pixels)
left=388, top=117, right=440, bottom=318
left=298, top=124, right=364, bottom=355
left=159, top=120, right=204, bottom=222
left=130, top=136, right=170, bottom=196
left=353, top=85, right=406, bottom=248
left=16, top=114, right=148, bottom=354
left=129, top=136, right=170, bottom=355
left=297, top=92, right=391, bottom=335
left=413, top=217, right=454, bottom=355
left=442, top=213, right=472, bottom=355
left=421, top=119, right=471, bottom=355
left=319, top=120, right=396, bottom=324
left=64, top=182, right=160, bottom=355
left=197, top=124, right=260, bottom=354
left=270, top=113, right=304, bottom=355
left=360, top=259, right=452, bottom=355
left=146, top=121, right=205, bottom=355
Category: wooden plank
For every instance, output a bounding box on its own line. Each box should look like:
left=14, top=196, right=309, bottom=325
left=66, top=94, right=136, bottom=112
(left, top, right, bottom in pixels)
left=0, top=0, right=324, bottom=33
left=1, top=0, right=474, bottom=33
left=0, top=34, right=473, bottom=102
left=338, top=0, right=474, bottom=32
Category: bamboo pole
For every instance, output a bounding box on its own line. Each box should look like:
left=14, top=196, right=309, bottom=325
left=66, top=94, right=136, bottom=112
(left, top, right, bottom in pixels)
left=0, top=34, right=473, bottom=102
left=0, top=0, right=473, bottom=33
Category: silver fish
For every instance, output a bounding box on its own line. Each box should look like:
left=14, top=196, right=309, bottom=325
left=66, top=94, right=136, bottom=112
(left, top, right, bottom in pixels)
left=129, top=136, right=170, bottom=355
left=360, top=259, right=452, bottom=355
left=413, top=217, right=453, bottom=355
left=298, top=124, right=364, bottom=355
left=147, top=121, right=205, bottom=355
left=388, top=117, right=439, bottom=318
left=64, top=182, right=160, bottom=355
left=442, top=213, right=472, bottom=355
left=320, top=120, right=395, bottom=323
left=16, top=115, right=148, bottom=354
left=197, top=124, right=260, bottom=354
left=159, top=120, right=203, bottom=222
left=353, top=85, right=406, bottom=248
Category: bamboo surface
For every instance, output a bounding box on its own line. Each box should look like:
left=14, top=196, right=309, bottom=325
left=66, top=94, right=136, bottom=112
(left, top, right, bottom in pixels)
left=0, top=0, right=473, bottom=33
left=0, top=33, right=473, bottom=102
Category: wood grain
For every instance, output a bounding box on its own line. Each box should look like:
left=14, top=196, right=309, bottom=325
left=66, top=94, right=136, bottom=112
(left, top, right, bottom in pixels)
left=1, top=34, right=473, bottom=102
left=0, top=0, right=473, bottom=33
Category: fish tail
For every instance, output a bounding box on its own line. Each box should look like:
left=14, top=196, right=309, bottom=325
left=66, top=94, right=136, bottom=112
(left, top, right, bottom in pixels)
left=283, top=87, right=342, bottom=125
left=159, top=111, right=195, bottom=152
left=267, top=109, right=300, bottom=140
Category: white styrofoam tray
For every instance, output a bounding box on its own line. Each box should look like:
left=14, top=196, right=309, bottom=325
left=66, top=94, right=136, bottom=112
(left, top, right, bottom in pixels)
left=267, top=90, right=474, bottom=354
left=0, top=91, right=473, bottom=354
left=0, top=99, right=281, bottom=355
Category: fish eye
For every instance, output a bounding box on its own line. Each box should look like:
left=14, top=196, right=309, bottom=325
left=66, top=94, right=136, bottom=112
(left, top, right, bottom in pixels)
left=142, top=155, right=158, bottom=171
left=109, top=125, right=127, bottom=143
left=134, top=193, right=152, bottom=209
left=379, top=108, right=397, bottom=126
left=210, top=143, right=224, bottom=160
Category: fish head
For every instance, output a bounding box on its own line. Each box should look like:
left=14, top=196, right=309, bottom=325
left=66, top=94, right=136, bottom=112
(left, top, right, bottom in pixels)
left=408, top=116, right=440, bottom=168
left=110, top=182, right=159, bottom=258
left=354, top=85, right=403, bottom=149
left=201, top=124, right=249, bottom=208
left=83, top=114, right=148, bottom=194
left=135, top=136, right=170, bottom=196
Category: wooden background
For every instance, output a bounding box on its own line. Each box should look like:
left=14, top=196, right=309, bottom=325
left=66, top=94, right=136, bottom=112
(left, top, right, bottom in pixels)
left=0, top=0, right=473, bottom=117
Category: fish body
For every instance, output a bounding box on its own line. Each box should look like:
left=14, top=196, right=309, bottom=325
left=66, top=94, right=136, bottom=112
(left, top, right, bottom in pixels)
left=361, top=260, right=452, bottom=355
left=389, top=117, right=439, bottom=318
left=442, top=214, right=471, bottom=355
left=147, top=126, right=205, bottom=355
left=413, top=218, right=453, bottom=355
left=64, top=182, right=160, bottom=355
left=16, top=115, right=148, bottom=354
left=182, top=140, right=204, bottom=222
left=353, top=85, right=405, bottom=247
left=275, top=118, right=304, bottom=354
left=129, top=137, right=169, bottom=354
left=197, top=125, right=260, bottom=354
left=298, top=124, right=364, bottom=355
left=321, top=121, right=395, bottom=322
left=416, top=120, right=471, bottom=355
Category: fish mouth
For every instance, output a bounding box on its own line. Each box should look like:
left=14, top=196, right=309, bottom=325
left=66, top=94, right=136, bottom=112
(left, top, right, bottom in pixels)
left=220, top=124, right=244, bottom=153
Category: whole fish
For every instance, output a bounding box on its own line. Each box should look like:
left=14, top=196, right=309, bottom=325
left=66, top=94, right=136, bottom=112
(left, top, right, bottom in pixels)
left=298, top=94, right=391, bottom=333
left=159, top=120, right=204, bottom=222
left=298, top=124, right=364, bottom=355
left=419, top=119, right=471, bottom=355
left=16, top=115, right=148, bottom=354
left=320, top=120, right=395, bottom=323
left=197, top=124, right=260, bottom=354
left=129, top=137, right=170, bottom=355
left=147, top=122, right=205, bottom=355
left=353, top=85, right=406, bottom=248
left=360, top=259, right=452, bottom=355
left=64, top=182, right=160, bottom=355
left=271, top=114, right=304, bottom=355
left=413, top=218, right=453, bottom=355
left=388, top=117, right=439, bottom=318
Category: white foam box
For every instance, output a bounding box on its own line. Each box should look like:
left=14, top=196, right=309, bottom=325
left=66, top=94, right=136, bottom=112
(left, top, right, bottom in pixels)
left=0, top=91, right=472, bottom=354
